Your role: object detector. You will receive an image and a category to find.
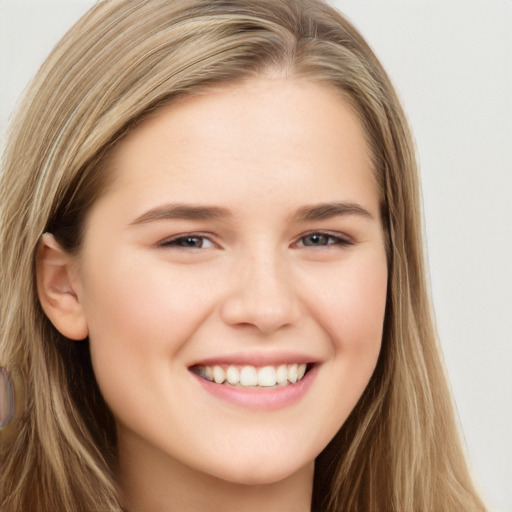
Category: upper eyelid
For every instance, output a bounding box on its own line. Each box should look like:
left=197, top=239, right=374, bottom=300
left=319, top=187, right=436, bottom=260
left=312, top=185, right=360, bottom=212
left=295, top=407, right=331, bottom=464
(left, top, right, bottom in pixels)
left=156, top=232, right=217, bottom=247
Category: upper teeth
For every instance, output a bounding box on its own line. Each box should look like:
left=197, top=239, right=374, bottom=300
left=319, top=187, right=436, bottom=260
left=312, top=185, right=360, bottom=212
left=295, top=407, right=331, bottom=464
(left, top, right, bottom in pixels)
left=195, top=364, right=308, bottom=388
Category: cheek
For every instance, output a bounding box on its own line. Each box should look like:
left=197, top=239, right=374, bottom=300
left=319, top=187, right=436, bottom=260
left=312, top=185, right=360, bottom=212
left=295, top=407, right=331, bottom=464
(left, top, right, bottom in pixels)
left=304, top=255, right=387, bottom=423
left=80, top=252, right=213, bottom=347
left=310, top=256, right=388, bottom=352
left=77, top=255, right=217, bottom=411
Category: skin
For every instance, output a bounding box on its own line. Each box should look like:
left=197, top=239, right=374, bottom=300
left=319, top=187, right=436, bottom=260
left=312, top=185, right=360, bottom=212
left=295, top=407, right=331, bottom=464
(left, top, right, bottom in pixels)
left=38, top=76, right=388, bottom=512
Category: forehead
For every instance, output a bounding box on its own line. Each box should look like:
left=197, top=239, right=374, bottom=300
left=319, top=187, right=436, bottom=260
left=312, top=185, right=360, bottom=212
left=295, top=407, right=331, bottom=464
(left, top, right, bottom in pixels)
left=101, top=77, right=378, bottom=217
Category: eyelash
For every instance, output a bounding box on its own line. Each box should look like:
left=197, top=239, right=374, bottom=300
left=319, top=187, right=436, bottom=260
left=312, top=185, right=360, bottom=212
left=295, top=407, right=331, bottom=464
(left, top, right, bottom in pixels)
left=157, top=231, right=353, bottom=249
left=295, top=231, right=353, bottom=248
left=158, top=233, right=216, bottom=249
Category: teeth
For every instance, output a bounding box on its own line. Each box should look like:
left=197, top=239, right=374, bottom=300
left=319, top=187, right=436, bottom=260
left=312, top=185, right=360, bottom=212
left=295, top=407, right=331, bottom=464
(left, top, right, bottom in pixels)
left=213, top=365, right=225, bottom=384
left=239, top=366, right=258, bottom=386
left=276, top=364, right=288, bottom=385
left=204, top=366, right=213, bottom=381
left=288, top=364, right=298, bottom=383
left=226, top=365, right=239, bottom=385
left=195, top=363, right=309, bottom=388
left=257, top=366, right=276, bottom=387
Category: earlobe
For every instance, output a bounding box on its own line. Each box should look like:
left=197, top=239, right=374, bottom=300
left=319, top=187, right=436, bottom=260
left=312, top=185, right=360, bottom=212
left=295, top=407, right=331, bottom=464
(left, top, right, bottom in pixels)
left=36, top=233, right=89, bottom=341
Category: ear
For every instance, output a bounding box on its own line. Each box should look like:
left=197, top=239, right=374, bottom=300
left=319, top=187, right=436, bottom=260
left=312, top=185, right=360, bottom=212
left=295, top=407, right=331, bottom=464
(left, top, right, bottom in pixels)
left=36, top=233, right=89, bottom=341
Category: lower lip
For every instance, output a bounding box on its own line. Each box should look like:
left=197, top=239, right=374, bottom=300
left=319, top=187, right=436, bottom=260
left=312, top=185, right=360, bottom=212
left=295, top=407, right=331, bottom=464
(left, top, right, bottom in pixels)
left=191, top=366, right=318, bottom=410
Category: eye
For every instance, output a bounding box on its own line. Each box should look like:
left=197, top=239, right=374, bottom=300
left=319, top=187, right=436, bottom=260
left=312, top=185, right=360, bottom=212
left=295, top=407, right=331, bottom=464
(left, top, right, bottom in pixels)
left=158, top=234, right=216, bottom=249
left=297, top=232, right=353, bottom=248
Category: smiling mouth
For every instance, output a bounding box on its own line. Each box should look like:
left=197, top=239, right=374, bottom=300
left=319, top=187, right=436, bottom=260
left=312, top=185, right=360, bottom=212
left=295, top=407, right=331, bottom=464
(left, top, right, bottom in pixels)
left=191, top=363, right=311, bottom=388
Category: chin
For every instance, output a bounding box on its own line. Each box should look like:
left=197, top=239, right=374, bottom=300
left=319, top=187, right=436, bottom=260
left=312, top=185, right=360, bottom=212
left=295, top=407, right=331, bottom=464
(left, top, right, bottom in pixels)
left=204, top=453, right=314, bottom=487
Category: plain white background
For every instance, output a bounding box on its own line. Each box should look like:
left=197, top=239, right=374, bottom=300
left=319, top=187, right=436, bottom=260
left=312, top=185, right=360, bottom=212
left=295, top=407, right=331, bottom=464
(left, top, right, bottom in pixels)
left=1, top=1, right=511, bottom=511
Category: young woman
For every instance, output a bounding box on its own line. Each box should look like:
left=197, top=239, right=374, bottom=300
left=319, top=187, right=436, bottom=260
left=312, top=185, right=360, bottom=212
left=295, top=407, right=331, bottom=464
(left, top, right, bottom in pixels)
left=0, top=1, right=488, bottom=511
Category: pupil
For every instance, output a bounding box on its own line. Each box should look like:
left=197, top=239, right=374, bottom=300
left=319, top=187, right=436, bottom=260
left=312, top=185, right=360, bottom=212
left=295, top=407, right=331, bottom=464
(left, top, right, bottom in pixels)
left=307, top=234, right=326, bottom=245
left=185, top=237, right=200, bottom=247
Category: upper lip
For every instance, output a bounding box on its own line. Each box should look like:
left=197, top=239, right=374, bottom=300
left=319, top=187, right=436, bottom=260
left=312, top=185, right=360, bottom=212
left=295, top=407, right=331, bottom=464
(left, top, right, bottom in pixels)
left=188, top=351, right=318, bottom=368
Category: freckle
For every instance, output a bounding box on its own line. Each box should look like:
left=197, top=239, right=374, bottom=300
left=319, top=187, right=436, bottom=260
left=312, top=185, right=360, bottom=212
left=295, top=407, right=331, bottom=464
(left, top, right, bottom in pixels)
left=0, top=367, right=15, bottom=429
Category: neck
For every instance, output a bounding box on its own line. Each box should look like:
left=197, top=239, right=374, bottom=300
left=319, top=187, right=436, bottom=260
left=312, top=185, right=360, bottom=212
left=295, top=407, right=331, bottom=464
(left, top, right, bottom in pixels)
left=118, top=430, right=314, bottom=512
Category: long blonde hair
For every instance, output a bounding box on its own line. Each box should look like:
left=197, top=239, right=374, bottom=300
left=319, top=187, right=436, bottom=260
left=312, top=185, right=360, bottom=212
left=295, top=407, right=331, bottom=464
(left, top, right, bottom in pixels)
left=0, top=1, right=487, bottom=510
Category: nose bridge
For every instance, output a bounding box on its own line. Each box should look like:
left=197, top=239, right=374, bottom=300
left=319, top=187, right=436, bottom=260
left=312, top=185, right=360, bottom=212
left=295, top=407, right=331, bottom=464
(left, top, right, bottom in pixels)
left=220, top=242, right=300, bottom=333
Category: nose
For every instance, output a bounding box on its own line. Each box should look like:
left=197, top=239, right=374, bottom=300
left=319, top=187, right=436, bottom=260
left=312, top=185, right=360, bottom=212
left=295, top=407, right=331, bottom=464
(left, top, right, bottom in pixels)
left=220, top=251, right=301, bottom=334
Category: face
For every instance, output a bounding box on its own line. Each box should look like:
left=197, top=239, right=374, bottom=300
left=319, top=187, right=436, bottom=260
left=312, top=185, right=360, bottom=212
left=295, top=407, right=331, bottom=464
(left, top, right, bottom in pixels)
left=72, top=77, right=388, bottom=486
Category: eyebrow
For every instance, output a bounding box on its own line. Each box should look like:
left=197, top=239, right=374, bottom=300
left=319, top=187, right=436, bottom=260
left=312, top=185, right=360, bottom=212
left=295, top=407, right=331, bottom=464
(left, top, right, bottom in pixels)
left=294, top=201, right=373, bottom=221
left=130, top=203, right=232, bottom=225
left=130, top=200, right=373, bottom=226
